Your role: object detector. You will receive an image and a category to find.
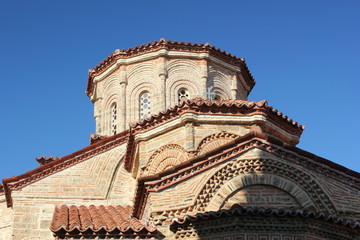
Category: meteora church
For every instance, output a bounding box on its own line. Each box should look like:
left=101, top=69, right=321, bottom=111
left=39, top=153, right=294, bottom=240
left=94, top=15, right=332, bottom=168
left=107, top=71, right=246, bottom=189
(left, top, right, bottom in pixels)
left=1, top=39, right=359, bottom=240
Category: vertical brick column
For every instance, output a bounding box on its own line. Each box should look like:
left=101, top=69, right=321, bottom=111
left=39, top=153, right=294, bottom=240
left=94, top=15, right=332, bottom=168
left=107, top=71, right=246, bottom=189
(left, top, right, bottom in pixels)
left=94, top=97, right=102, bottom=133
left=119, top=65, right=127, bottom=131
left=158, top=56, right=167, bottom=109
left=93, top=80, right=104, bottom=134
left=231, top=74, right=238, bottom=99
left=200, top=59, right=208, bottom=98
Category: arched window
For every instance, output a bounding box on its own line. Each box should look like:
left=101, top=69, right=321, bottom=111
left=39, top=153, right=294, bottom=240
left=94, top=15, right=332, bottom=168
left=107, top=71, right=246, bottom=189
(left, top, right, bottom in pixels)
left=139, top=92, right=151, bottom=120
left=178, top=88, right=190, bottom=102
left=111, top=103, right=117, bottom=135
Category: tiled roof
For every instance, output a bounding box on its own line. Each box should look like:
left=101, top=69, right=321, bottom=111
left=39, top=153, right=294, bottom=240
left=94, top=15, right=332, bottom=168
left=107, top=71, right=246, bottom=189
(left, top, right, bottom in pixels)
left=35, top=156, right=60, bottom=165
left=86, top=39, right=255, bottom=97
left=90, top=133, right=108, bottom=145
left=171, top=204, right=360, bottom=229
left=50, top=205, right=157, bottom=234
left=122, top=97, right=304, bottom=171
left=129, top=98, right=304, bottom=135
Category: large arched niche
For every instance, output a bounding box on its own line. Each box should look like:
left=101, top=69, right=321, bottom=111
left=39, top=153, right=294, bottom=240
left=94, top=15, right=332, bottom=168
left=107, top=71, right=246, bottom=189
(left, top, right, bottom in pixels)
left=141, top=144, right=189, bottom=176
left=221, top=184, right=301, bottom=209
left=193, top=158, right=337, bottom=214
left=196, top=131, right=240, bottom=156
left=206, top=174, right=312, bottom=212
left=166, top=60, right=201, bottom=106
left=208, top=64, right=232, bottom=99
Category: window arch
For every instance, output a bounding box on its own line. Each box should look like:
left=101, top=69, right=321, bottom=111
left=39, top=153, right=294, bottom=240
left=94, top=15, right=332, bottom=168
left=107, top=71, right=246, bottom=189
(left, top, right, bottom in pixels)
left=139, top=92, right=151, bottom=120
left=111, top=102, right=117, bottom=135
left=178, top=88, right=190, bottom=102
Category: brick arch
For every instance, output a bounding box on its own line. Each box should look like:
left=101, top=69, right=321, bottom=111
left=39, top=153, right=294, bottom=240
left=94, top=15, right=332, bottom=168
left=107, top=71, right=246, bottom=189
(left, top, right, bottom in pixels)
left=170, top=80, right=199, bottom=105
left=127, top=61, right=157, bottom=82
left=221, top=184, right=302, bottom=210
left=142, top=144, right=189, bottom=176
left=103, top=93, right=121, bottom=135
left=166, top=60, right=202, bottom=106
left=194, top=158, right=336, bottom=214
left=207, top=174, right=307, bottom=211
left=153, top=158, right=337, bottom=221
left=208, top=65, right=232, bottom=99
left=127, top=83, right=157, bottom=123
left=126, top=62, right=160, bottom=123
left=196, top=131, right=240, bottom=156
left=212, top=87, right=231, bottom=101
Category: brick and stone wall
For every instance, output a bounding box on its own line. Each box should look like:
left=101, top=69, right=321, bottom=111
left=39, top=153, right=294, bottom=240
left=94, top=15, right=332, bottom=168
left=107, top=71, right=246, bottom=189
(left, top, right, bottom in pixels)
left=8, top=143, right=131, bottom=240
left=92, top=50, right=247, bottom=136
left=0, top=196, right=13, bottom=240
left=142, top=148, right=360, bottom=224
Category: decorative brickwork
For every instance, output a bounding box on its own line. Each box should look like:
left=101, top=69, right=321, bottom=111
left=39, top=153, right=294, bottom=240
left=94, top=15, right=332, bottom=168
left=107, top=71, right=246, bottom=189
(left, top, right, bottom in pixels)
left=222, top=185, right=301, bottom=209
left=86, top=39, right=255, bottom=98
left=196, top=131, right=239, bottom=156
left=142, top=144, right=189, bottom=176
left=171, top=205, right=360, bottom=240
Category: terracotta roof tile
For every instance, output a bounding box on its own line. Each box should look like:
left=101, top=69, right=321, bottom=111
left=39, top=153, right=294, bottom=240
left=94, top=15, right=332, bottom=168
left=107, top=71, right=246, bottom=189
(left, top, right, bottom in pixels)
left=130, top=98, right=304, bottom=133
left=171, top=204, right=360, bottom=229
left=90, top=133, right=108, bottom=145
left=51, top=205, right=156, bottom=234
left=35, top=156, right=60, bottom=165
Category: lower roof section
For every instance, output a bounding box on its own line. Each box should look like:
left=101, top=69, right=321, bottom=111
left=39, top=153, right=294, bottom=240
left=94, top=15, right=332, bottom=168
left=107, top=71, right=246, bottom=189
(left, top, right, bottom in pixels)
left=51, top=205, right=157, bottom=239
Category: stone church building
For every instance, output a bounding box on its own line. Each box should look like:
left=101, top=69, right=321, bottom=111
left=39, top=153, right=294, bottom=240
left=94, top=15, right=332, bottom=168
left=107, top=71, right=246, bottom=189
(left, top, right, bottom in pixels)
left=1, top=39, right=359, bottom=239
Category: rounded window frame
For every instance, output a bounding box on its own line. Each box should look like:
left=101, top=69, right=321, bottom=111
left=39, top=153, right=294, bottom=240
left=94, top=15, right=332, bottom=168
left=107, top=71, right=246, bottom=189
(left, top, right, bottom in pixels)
left=139, top=91, right=152, bottom=120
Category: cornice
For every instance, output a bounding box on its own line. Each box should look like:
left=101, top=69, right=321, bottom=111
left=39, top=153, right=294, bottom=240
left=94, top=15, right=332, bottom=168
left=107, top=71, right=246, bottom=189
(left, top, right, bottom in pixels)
left=86, top=39, right=255, bottom=97
left=130, top=98, right=304, bottom=135
left=171, top=204, right=360, bottom=229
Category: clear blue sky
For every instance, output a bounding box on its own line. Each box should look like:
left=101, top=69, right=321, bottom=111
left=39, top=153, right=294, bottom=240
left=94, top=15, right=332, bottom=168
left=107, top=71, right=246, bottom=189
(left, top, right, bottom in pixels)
left=0, top=0, right=359, bottom=179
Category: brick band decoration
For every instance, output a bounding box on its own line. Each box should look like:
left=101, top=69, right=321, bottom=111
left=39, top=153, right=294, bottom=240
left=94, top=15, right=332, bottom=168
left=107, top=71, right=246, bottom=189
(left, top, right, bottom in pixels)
left=171, top=205, right=360, bottom=240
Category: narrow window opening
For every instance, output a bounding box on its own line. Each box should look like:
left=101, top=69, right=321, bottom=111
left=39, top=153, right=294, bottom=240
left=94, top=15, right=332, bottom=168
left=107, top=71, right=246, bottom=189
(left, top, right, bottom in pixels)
left=140, top=92, right=151, bottom=120
left=111, top=103, right=117, bottom=135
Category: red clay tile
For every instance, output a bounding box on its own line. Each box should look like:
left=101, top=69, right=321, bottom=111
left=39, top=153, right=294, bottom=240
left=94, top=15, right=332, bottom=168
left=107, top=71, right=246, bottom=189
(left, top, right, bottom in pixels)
left=50, top=205, right=156, bottom=234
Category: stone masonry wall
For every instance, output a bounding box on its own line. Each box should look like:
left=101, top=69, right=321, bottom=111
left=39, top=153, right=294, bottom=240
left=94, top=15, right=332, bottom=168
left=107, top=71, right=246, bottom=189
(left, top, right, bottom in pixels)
left=9, top=143, right=133, bottom=240
left=0, top=197, right=13, bottom=240
left=137, top=122, right=251, bottom=177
